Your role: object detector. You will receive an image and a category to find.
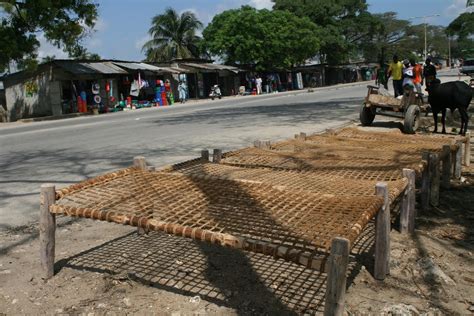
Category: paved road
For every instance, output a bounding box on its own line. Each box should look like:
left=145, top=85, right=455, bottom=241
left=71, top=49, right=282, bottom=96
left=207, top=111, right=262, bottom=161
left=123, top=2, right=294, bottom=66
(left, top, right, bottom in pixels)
left=0, top=84, right=368, bottom=229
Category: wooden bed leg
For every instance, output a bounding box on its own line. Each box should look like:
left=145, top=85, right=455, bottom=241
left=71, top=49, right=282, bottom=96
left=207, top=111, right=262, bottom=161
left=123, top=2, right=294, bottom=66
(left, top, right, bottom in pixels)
left=40, top=184, right=56, bottom=279
left=464, top=131, right=471, bottom=167
left=375, top=182, right=390, bottom=280
left=454, top=144, right=462, bottom=179
left=201, top=149, right=210, bottom=162
left=133, top=157, right=148, bottom=235
left=441, top=145, right=451, bottom=189
left=430, top=153, right=440, bottom=207
left=401, top=169, right=415, bottom=234
left=213, top=149, right=222, bottom=163
left=324, top=237, right=350, bottom=316
left=133, top=156, right=147, bottom=170
left=421, top=152, right=432, bottom=211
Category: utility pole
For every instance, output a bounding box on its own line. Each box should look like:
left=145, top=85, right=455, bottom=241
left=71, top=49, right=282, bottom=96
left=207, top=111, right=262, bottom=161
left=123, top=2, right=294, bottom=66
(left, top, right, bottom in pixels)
left=409, top=14, right=440, bottom=61
left=448, top=36, right=451, bottom=68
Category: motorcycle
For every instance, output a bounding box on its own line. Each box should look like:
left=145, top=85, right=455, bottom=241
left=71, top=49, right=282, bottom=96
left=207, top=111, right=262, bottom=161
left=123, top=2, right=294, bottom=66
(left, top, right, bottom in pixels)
left=209, top=85, right=222, bottom=100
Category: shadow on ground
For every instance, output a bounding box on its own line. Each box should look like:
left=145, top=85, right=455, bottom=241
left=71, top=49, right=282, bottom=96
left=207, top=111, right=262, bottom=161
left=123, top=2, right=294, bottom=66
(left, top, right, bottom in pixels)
left=57, top=223, right=375, bottom=315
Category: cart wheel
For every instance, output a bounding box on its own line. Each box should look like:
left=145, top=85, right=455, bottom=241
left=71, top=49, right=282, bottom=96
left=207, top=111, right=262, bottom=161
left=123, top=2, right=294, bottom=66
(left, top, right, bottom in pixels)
left=359, top=103, right=376, bottom=126
left=404, top=104, right=421, bottom=134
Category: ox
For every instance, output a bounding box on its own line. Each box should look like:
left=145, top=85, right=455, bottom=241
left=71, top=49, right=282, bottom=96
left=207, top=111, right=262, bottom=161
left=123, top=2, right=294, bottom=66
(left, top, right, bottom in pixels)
left=427, top=79, right=472, bottom=135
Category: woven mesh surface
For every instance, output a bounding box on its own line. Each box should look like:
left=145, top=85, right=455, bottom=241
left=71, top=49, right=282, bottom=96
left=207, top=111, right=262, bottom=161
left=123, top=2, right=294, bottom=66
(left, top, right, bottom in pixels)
left=166, top=162, right=407, bottom=202
left=221, top=147, right=414, bottom=181
left=334, top=127, right=464, bottom=145
left=52, top=168, right=383, bottom=261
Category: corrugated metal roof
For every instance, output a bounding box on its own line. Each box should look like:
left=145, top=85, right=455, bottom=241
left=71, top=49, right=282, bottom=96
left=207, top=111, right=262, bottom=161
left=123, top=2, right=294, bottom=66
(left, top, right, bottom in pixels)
left=85, top=62, right=128, bottom=74
left=180, top=63, right=242, bottom=73
left=55, top=61, right=128, bottom=75
left=113, top=62, right=180, bottom=73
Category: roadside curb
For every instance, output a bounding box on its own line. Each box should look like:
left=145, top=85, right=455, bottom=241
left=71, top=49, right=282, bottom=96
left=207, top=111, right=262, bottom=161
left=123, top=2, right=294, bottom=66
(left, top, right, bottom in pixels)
left=3, top=80, right=372, bottom=125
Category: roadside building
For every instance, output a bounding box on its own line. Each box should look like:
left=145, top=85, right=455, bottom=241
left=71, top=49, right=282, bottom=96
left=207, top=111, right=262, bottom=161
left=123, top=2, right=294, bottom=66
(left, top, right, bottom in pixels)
left=2, top=60, right=182, bottom=122
left=0, top=79, right=6, bottom=122
left=163, top=59, right=243, bottom=98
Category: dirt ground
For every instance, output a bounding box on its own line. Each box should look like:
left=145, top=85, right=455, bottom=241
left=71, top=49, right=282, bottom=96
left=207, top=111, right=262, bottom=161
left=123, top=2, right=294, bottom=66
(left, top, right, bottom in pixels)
left=1, top=127, right=474, bottom=315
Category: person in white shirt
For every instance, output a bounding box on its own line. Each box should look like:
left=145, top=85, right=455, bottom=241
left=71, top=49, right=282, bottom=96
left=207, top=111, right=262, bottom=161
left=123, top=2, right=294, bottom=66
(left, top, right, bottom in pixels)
left=402, top=59, right=414, bottom=91
left=256, top=76, right=263, bottom=95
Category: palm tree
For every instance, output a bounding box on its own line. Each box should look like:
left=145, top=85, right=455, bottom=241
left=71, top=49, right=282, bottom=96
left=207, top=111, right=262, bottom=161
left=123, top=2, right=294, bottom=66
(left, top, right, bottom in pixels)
left=143, top=8, right=204, bottom=62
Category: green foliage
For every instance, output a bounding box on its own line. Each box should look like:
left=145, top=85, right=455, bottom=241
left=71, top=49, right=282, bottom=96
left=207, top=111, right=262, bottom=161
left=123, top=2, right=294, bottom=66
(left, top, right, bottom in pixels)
left=272, top=0, right=378, bottom=64
left=0, top=0, right=98, bottom=72
left=360, top=12, right=450, bottom=63
left=202, top=6, right=321, bottom=70
left=447, top=12, right=474, bottom=57
left=407, top=24, right=449, bottom=58
left=143, top=7, right=204, bottom=62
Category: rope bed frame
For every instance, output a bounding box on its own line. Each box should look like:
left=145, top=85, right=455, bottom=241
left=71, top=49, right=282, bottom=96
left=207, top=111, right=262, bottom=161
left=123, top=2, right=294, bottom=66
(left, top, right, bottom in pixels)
left=38, top=127, right=470, bottom=316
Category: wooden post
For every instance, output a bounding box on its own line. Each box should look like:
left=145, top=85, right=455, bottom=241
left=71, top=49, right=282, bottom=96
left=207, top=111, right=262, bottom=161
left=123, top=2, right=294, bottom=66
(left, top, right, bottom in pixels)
left=374, top=182, right=390, bottom=280
left=464, top=131, right=471, bottom=167
left=254, top=140, right=262, bottom=148
left=213, top=149, right=222, bottom=163
left=201, top=150, right=209, bottom=162
left=133, top=156, right=147, bottom=170
left=40, top=184, right=56, bottom=279
left=133, top=157, right=148, bottom=235
left=420, top=152, right=432, bottom=211
left=441, top=145, right=451, bottom=189
left=454, top=143, right=462, bottom=179
left=324, top=237, right=350, bottom=316
left=400, top=169, right=416, bottom=234
left=430, top=153, right=440, bottom=207
left=299, top=132, right=307, bottom=140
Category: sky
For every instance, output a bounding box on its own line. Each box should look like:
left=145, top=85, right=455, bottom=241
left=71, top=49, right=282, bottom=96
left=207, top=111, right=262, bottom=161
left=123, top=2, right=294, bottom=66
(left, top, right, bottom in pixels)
left=37, top=0, right=473, bottom=61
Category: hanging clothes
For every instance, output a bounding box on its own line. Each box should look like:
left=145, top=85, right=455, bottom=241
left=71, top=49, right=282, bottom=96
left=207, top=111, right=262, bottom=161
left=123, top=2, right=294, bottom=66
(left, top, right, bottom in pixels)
left=130, top=80, right=139, bottom=97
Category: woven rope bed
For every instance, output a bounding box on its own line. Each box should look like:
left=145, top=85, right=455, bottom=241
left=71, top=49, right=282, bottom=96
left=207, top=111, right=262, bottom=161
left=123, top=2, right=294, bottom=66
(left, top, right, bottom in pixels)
left=51, top=167, right=384, bottom=270
left=40, top=125, right=469, bottom=315
left=48, top=127, right=463, bottom=271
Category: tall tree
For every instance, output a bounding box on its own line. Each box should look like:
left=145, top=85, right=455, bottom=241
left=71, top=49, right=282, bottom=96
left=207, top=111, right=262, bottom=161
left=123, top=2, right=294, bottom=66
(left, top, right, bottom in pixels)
left=406, top=24, right=448, bottom=59
left=361, top=12, right=412, bottom=62
left=143, top=8, right=204, bottom=62
left=447, top=12, right=474, bottom=57
left=202, top=6, right=321, bottom=71
left=272, top=0, right=378, bottom=64
left=0, top=0, right=98, bottom=72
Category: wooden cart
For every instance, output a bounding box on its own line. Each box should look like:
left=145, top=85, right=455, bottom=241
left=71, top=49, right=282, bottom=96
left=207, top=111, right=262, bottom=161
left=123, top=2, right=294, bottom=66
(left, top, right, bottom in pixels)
left=360, top=85, right=428, bottom=134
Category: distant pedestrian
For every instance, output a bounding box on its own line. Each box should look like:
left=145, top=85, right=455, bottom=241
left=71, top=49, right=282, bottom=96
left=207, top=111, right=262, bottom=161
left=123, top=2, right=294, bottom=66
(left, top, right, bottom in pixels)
left=402, top=59, right=414, bottom=91
left=423, top=57, right=437, bottom=89
left=376, top=63, right=388, bottom=89
left=178, top=81, right=187, bottom=103
left=256, top=75, right=262, bottom=95
left=411, top=59, right=423, bottom=94
left=365, top=68, right=372, bottom=81
left=388, top=55, right=404, bottom=97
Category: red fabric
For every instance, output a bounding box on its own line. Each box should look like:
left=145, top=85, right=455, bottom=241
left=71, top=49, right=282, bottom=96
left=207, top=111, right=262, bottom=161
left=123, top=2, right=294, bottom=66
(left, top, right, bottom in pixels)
left=413, top=64, right=423, bottom=84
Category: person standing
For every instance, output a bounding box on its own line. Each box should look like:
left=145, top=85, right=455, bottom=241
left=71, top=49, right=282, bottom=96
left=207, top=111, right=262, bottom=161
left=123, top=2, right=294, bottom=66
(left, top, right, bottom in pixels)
left=376, top=63, right=388, bottom=89
left=256, top=75, right=262, bottom=95
left=178, top=81, right=187, bottom=104
left=423, top=57, right=437, bottom=89
left=402, top=59, right=414, bottom=90
left=411, top=59, right=423, bottom=94
left=388, top=55, right=404, bottom=97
